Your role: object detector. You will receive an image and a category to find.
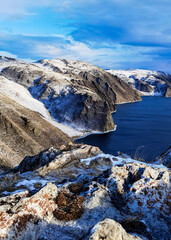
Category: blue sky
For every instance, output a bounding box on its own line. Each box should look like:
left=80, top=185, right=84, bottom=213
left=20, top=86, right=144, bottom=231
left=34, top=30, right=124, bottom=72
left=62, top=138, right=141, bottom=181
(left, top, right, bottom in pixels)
left=0, top=0, right=170, bottom=72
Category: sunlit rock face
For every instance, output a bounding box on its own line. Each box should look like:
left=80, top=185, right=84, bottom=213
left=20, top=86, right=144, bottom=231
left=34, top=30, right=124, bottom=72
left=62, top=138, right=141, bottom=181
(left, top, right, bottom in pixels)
left=107, top=69, right=171, bottom=97
left=0, top=57, right=141, bottom=133
left=0, top=144, right=170, bottom=240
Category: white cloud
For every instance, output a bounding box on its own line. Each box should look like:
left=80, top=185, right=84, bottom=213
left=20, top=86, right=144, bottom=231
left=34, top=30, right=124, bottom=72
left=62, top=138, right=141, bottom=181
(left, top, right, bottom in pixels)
left=30, top=36, right=157, bottom=69
left=0, top=51, right=17, bottom=58
left=0, top=0, right=54, bottom=19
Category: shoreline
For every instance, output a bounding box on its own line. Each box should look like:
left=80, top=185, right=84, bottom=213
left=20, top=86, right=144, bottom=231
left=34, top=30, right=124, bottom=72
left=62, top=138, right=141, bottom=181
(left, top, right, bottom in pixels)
left=73, top=125, right=117, bottom=141
left=73, top=98, right=142, bottom=141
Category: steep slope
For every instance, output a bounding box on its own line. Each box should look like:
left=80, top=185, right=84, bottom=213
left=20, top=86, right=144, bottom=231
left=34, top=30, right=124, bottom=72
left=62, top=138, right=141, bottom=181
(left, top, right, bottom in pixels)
left=0, top=57, right=141, bottom=132
left=107, top=69, right=171, bottom=96
left=0, top=92, right=71, bottom=169
left=0, top=75, right=82, bottom=137
left=35, top=59, right=141, bottom=105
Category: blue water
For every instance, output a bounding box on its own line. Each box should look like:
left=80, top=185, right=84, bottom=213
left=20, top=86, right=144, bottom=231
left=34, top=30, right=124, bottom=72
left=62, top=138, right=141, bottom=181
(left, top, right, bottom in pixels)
left=75, top=97, right=171, bottom=162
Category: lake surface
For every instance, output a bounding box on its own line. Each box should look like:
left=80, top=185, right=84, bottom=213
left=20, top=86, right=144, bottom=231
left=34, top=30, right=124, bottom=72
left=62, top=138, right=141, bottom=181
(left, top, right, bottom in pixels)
left=75, top=97, right=171, bottom=162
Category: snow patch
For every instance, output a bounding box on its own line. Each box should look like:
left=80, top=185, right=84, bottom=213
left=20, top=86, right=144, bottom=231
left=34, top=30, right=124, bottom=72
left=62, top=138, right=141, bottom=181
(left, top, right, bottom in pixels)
left=80, top=153, right=167, bottom=169
left=0, top=76, right=82, bottom=137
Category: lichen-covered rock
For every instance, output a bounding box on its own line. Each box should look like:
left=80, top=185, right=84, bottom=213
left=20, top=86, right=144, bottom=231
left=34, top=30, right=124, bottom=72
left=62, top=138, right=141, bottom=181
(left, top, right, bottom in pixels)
left=106, top=162, right=171, bottom=240
left=107, top=162, right=170, bottom=216
left=0, top=183, right=58, bottom=239
left=54, top=191, right=84, bottom=221
left=0, top=145, right=170, bottom=240
left=89, top=218, right=142, bottom=240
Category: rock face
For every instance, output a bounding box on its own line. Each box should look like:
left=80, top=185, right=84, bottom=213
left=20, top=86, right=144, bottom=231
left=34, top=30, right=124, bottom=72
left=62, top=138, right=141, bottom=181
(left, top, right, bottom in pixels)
left=0, top=57, right=141, bottom=132
left=0, top=92, right=71, bottom=169
left=107, top=69, right=171, bottom=96
left=0, top=144, right=170, bottom=240
left=156, top=146, right=171, bottom=168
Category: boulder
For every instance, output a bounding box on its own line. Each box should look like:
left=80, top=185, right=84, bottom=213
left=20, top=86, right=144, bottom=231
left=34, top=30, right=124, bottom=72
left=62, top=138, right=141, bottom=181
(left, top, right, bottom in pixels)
left=89, top=218, right=142, bottom=240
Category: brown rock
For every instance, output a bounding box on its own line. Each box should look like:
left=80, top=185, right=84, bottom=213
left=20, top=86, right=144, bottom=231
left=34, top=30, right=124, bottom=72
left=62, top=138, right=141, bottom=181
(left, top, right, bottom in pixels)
left=69, top=182, right=84, bottom=194
left=54, top=191, right=84, bottom=221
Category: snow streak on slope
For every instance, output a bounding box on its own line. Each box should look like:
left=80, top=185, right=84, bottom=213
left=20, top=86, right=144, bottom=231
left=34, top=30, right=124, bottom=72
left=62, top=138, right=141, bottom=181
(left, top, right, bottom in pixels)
left=0, top=76, right=82, bottom=137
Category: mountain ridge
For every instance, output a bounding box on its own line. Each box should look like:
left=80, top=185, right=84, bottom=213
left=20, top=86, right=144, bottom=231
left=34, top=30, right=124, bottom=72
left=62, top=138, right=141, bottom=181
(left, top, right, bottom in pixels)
left=0, top=56, right=141, bottom=133
left=107, top=69, right=171, bottom=97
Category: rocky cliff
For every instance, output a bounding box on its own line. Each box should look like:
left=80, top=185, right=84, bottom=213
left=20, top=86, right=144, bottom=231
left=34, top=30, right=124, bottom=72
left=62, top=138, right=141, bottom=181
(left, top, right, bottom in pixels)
left=0, top=57, right=141, bottom=133
left=107, top=69, right=171, bottom=97
left=0, top=144, right=170, bottom=240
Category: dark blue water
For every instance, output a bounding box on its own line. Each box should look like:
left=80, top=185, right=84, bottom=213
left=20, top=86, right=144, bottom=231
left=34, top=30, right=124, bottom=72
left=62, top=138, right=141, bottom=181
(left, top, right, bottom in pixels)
left=75, top=97, right=171, bottom=161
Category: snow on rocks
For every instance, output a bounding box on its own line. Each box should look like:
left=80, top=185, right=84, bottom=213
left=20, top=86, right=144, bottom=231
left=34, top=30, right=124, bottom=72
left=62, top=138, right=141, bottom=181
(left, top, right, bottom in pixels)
left=107, top=69, right=171, bottom=97
left=0, top=144, right=170, bottom=239
left=89, top=218, right=142, bottom=240
left=35, top=58, right=102, bottom=76
left=0, top=182, right=58, bottom=240
left=155, top=146, right=171, bottom=168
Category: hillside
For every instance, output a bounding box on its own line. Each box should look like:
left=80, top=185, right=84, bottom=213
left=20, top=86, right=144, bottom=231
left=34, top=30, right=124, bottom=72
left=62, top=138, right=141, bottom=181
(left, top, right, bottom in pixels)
left=0, top=57, right=141, bottom=133
left=0, top=91, right=71, bottom=169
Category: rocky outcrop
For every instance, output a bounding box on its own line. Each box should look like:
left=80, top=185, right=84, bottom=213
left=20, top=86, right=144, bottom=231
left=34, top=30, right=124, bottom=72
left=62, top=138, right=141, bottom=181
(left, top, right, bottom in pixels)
left=0, top=144, right=170, bottom=240
left=156, top=146, right=171, bottom=168
left=0, top=182, right=57, bottom=239
left=107, top=69, right=171, bottom=97
left=0, top=57, right=141, bottom=132
left=0, top=92, right=71, bottom=169
left=89, top=218, right=142, bottom=240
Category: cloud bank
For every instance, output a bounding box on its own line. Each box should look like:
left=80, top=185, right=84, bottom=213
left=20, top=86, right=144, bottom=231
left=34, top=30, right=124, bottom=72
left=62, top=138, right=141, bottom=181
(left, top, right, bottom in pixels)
left=0, top=0, right=170, bottom=72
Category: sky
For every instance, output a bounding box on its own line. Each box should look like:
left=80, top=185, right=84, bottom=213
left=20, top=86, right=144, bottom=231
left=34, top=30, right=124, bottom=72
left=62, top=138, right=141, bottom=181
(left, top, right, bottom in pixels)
left=0, top=0, right=170, bottom=72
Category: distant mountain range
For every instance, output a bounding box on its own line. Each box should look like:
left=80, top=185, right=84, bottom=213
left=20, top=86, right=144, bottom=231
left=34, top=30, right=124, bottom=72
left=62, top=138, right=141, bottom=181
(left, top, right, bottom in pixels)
left=107, top=69, right=171, bottom=97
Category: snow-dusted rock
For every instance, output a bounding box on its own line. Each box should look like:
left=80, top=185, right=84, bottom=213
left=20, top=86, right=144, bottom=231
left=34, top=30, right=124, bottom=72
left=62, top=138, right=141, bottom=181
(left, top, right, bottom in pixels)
left=156, top=146, right=171, bottom=168
left=0, top=182, right=58, bottom=240
left=89, top=218, right=142, bottom=240
left=0, top=145, right=170, bottom=239
left=107, top=69, right=171, bottom=96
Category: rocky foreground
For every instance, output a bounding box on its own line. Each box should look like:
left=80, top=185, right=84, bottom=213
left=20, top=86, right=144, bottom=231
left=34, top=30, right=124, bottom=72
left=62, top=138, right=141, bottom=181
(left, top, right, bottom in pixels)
left=0, top=144, right=170, bottom=240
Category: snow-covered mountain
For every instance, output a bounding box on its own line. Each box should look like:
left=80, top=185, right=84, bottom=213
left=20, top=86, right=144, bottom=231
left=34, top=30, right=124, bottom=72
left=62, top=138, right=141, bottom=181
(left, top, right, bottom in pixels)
left=107, top=69, right=171, bottom=96
left=0, top=57, right=141, bottom=133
